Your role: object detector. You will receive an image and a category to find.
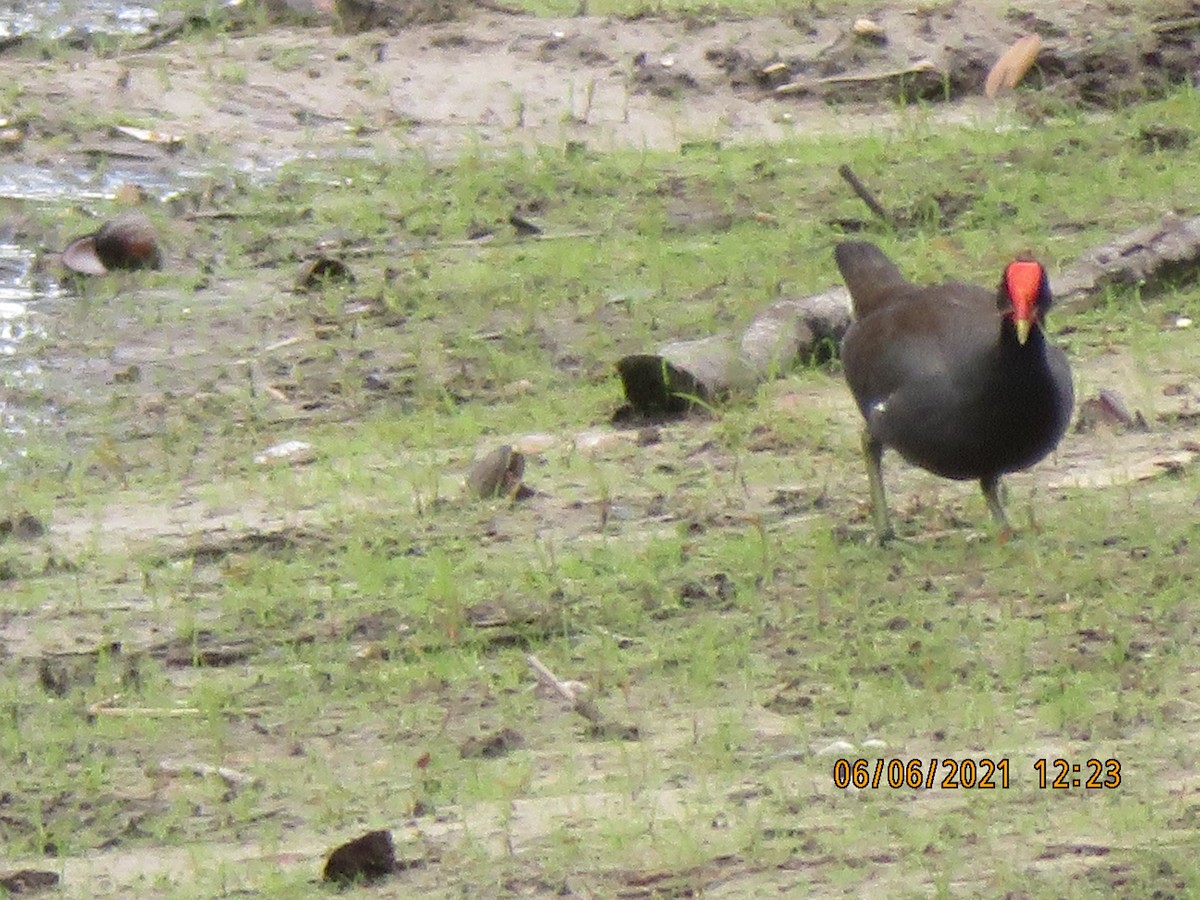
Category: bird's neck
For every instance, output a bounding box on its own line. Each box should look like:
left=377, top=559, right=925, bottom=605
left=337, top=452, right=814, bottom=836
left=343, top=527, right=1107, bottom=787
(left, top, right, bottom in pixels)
left=997, top=317, right=1050, bottom=363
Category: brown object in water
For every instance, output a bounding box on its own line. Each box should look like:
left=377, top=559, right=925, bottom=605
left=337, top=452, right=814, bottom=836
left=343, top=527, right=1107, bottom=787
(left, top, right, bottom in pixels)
left=62, top=211, right=163, bottom=275
left=835, top=241, right=1074, bottom=540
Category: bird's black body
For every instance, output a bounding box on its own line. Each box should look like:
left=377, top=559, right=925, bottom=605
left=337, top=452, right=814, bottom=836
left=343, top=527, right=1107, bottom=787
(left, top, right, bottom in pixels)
left=834, top=241, right=1073, bottom=538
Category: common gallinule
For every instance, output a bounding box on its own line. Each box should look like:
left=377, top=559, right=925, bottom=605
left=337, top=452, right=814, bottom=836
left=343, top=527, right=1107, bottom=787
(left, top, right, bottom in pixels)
left=62, top=211, right=162, bottom=275
left=835, top=241, right=1073, bottom=540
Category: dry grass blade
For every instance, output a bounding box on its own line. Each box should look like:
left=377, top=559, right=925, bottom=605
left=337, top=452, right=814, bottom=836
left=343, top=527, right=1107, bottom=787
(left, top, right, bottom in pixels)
left=150, top=759, right=260, bottom=788
left=985, top=34, right=1042, bottom=97
left=87, top=695, right=202, bottom=717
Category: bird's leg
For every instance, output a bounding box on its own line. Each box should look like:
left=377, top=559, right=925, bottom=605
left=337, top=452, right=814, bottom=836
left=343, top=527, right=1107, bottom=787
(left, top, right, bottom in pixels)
left=862, top=428, right=894, bottom=542
left=980, top=474, right=1013, bottom=536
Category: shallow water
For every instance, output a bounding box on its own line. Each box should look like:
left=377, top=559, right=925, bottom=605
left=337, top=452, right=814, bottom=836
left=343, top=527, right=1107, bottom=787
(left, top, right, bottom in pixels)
left=1, top=0, right=162, bottom=39
left=0, top=154, right=190, bottom=436
left=0, top=162, right=187, bottom=204
left=0, top=0, right=160, bottom=39
left=0, top=241, right=60, bottom=438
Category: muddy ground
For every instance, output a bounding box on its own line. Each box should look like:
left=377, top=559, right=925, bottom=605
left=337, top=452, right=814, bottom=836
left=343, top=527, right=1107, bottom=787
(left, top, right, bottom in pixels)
left=2, top=0, right=1199, bottom=166
left=0, top=0, right=1193, bottom=560
left=0, top=0, right=1192, bottom=544
left=2, top=0, right=1200, bottom=896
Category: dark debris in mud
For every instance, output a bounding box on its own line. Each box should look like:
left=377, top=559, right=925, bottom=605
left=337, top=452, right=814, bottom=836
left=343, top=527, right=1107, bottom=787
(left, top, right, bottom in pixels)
left=322, top=829, right=398, bottom=885
left=174, top=528, right=327, bottom=566
left=0, top=869, right=59, bottom=895
left=37, top=640, right=131, bottom=697
left=700, top=4, right=1200, bottom=110
left=0, top=512, right=46, bottom=541
left=459, top=726, right=525, bottom=759
left=149, top=631, right=262, bottom=669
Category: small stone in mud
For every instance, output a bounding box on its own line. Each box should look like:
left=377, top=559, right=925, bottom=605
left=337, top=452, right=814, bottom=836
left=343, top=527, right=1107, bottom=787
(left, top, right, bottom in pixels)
left=851, top=17, right=886, bottom=44
left=322, top=829, right=396, bottom=885
left=1137, top=123, right=1191, bottom=152
left=636, top=426, right=662, bottom=446
left=1075, top=390, right=1148, bottom=433
left=254, top=440, right=317, bottom=466
left=466, top=446, right=528, bottom=500
left=459, top=727, right=525, bottom=759
left=0, top=512, right=46, bottom=540
left=294, top=256, right=353, bottom=291
left=508, top=213, right=543, bottom=237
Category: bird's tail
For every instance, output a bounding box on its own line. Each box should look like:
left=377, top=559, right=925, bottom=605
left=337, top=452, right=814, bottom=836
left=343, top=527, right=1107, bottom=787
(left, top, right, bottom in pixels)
left=834, top=241, right=909, bottom=319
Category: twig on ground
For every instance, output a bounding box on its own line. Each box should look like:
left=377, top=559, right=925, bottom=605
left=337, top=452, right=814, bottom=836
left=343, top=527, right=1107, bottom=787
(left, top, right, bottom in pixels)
left=88, top=694, right=268, bottom=718
left=838, top=164, right=893, bottom=224
left=471, top=0, right=525, bottom=15
left=526, top=653, right=606, bottom=723
left=128, top=20, right=187, bottom=52
left=88, top=695, right=201, bottom=717
left=776, top=60, right=938, bottom=95
left=527, top=653, right=642, bottom=741
left=150, top=759, right=260, bottom=788
left=1153, top=15, right=1200, bottom=33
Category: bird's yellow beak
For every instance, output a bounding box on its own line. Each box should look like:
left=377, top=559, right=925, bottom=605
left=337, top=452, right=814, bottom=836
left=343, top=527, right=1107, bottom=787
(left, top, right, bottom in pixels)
left=1014, top=317, right=1032, bottom=345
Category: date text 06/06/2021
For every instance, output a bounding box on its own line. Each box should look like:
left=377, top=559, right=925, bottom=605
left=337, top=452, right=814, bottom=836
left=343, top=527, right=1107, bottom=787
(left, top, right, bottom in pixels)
left=831, top=758, right=1122, bottom=790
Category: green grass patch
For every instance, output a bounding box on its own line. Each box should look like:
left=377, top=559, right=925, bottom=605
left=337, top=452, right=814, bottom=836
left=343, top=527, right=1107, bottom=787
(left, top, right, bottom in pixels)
left=2, top=83, right=1200, bottom=897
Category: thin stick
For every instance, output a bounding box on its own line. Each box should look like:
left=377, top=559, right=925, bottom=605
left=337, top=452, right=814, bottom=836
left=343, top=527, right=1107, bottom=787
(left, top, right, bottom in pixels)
left=526, top=654, right=605, bottom=724
left=776, top=60, right=938, bottom=94
left=470, top=0, right=524, bottom=13
left=322, top=230, right=599, bottom=263
left=838, top=164, right=893, bottom=224
left=151, top=759, right=259, bottom=788
left=527, top=654, right=579, bottom=702
left=1153, top=15, right=1200, bottom=32
left=127, top=20, right=186, bottom=52
left=88, top=695, right=200, bottom=718
left=87, top=695, right=267, bottom=718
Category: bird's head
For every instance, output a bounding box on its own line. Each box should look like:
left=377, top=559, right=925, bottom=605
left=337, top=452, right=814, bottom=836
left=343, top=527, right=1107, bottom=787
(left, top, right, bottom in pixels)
left=1000, top=258, right=1051, bottom=346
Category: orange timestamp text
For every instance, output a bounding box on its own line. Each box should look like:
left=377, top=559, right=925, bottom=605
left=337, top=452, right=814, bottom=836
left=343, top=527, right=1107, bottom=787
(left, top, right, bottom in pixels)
left=832, top=757, right=1011, bottom=789
left=832, top=757, right=1123, bottom=790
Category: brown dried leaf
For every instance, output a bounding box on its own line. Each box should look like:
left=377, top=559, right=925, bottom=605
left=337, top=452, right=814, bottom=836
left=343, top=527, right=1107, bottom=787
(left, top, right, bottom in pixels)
left=985, top=34, right=1042, bottom=98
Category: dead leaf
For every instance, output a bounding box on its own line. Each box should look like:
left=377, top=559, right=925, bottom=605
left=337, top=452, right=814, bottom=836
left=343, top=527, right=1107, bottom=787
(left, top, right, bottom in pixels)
left=985, top=34, right=1042, bottom=98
